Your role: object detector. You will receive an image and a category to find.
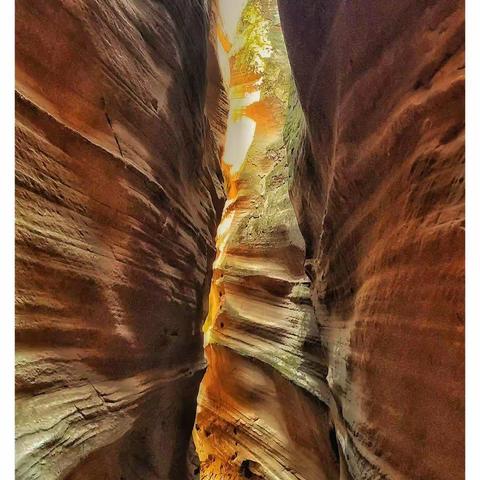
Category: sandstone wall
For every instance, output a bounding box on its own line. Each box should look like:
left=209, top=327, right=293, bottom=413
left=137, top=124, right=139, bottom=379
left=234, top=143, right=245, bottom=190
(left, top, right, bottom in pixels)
left=15, top=1, right=226, bottom=478
left=279, top=1, right=465, bottom=478
left=15, top=1, right=465, bottom=478
left=194, top=3, right=340, bottom=477
left=195, top=129, right=339, bottom=479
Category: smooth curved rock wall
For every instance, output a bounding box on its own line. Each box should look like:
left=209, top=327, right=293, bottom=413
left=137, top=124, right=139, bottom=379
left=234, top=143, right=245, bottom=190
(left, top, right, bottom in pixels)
left=279, top=1, right=465, bottom=478
left=15, top=1, right=226, bottom=478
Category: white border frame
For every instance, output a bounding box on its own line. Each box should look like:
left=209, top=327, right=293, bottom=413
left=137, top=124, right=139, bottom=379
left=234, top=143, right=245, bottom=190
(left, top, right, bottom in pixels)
left=465, top=0, right=478, bottom=478
left=0, top=0, right=15, bottom=478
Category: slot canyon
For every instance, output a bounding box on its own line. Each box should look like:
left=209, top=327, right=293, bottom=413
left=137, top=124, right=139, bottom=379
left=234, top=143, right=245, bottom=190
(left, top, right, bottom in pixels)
left=15, top=1, right=464, bottom=479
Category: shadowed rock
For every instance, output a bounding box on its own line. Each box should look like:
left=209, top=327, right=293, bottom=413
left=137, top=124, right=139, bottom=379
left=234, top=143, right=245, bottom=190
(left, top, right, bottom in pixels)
left=15, top=1, right=226, bottom=478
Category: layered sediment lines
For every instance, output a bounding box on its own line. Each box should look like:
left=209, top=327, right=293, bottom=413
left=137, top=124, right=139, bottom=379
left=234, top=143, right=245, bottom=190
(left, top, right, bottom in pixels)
left=195, top=139, right=337, bottom=477
left=15, top=0, right=465, bottom=478
left=15, top=1, right=226, bottom=478
left=279, top=1, right=465, bottom=479
left=195, top=3, right=339, bottom=477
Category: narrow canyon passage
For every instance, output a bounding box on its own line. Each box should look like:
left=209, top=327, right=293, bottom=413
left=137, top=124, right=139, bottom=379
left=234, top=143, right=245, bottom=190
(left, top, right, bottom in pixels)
left=195, top=1, right=465, bottom=478
left=15, top=0, right=464, bottom=479
left=194, top=2, right=339, bottom=478
left=194, top=0, right=338, bottom=480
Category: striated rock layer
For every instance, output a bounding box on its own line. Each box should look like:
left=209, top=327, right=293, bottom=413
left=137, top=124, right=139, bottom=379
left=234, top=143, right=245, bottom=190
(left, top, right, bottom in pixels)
left=279, top=1, right=465, bottom=479
left=15, top=0, right=465, bottom=478
left=15, top=1, right=227, bottom=478
left=195, top=2, right=339, bottom=478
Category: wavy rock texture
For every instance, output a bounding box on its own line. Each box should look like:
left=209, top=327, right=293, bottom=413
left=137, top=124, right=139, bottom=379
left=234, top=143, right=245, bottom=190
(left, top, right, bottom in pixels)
left=194, top=2, right=340, bottom=478
left=195, top=136, right=338, bottom=478
left=15, top=1, right=226, bottom=478
left=15, top=0, right=465, bottom=478
left=279, top=1, right=465, bottom=479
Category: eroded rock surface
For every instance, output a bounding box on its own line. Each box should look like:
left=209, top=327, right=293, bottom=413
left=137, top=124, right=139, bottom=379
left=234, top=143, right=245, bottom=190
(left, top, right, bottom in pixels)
left=15, top=1, right=226, bottom=478
left=15, top=0, right=465, bottom=478
left=196, top=1, right=464, bottom=478
left=194, top=2, right=338, bottom=478
left=279, top=1, right=465, bottom=479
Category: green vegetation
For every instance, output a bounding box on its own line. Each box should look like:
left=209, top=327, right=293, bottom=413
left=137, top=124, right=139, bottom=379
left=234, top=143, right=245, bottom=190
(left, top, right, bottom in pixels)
left=283, top=84, right=308, bottom=187
left=232, top=0, right=290, bottom=106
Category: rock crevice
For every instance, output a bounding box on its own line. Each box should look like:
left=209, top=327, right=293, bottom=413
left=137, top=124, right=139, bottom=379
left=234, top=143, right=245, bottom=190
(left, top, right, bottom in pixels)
left=15, top=1, right=464, bottom=479
left=16, top=1, right=227, bottom=478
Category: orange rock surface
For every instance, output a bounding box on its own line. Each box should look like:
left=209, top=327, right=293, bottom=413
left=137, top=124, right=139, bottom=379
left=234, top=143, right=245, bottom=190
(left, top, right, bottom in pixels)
left=279, top=1, right=465, bottom=478
left=15, top=1, right=226, bottom=478
left=15, top=1, right=465, bottom=478
left=194, top=2, right=337, bottom=478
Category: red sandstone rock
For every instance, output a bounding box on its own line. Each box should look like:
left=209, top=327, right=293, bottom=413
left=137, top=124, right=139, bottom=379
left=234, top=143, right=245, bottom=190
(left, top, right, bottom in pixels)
left=15, top=1, right=465, bottom=478
left=15, top=1, right=225, bottom=478
left=194, top=3, right=335, bottom=477
left=279, top=1, right=465, bottom=478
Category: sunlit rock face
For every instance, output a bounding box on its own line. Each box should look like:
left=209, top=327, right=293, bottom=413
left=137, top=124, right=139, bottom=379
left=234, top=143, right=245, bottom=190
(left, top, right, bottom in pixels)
left=15, top=1, right=226, bottom=478
left=15, top=0, right=465, bottom=477
left=279, top=1, right=465, bottom=479
left=194, top=2, right=339, bottom=478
